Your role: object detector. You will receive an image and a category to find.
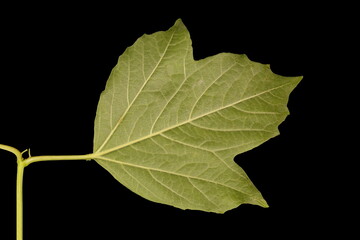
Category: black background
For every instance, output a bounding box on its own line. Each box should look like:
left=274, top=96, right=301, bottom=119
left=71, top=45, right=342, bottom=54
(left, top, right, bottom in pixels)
left=0, top=3, right=346, bottom=240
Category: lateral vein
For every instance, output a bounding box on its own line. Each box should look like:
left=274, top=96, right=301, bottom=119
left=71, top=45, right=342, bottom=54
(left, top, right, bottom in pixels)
left=95, top=27, right=177, bottom=153
left=95, top=156, right=251, bottom=196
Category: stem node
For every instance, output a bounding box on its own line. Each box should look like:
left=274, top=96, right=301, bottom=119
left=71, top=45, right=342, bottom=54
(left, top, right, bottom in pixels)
left=1, top=144, right=95, bottom=240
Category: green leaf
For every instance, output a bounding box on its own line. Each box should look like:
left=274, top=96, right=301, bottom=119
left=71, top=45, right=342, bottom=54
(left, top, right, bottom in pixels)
left=93, top=19, right=302, bottom=213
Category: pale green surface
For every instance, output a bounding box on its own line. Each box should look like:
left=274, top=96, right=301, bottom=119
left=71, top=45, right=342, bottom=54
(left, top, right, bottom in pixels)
left=93, top=19, right=302, bottom=213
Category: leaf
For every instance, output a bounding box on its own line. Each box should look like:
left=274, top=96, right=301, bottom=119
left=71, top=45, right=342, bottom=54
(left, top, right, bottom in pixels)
left=93, top=19, right=302, bottom=213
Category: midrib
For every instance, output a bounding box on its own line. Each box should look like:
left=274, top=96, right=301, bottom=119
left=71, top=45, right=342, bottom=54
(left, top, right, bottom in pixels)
left=95, top=82, right=293, bottom=156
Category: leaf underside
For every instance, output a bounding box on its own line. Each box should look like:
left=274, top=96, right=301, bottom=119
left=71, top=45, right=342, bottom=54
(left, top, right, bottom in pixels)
left=93, top=19, right=302, bottom=213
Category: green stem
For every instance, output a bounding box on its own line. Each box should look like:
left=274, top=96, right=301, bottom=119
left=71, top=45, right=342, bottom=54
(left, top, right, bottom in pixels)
left=0, top=144, right=22, bottom=160
left=0, top=144, right=24, bottom=240
left=0, top=144, right=97, bottom=240
left=23, top=153, right=97, bottom=166
left=16, top=161, right=25, bottom=240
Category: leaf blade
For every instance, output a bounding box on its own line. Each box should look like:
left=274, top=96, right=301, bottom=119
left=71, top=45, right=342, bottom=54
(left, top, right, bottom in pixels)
left=93, top=19, right=302, bottom=213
